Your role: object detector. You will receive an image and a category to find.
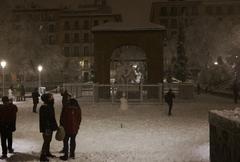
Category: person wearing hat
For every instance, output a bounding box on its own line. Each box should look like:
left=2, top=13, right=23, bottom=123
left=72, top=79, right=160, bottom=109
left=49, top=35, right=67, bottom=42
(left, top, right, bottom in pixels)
left=39, top=93, right=58, bottom=162
left=0, top=96, right=18, bottom=159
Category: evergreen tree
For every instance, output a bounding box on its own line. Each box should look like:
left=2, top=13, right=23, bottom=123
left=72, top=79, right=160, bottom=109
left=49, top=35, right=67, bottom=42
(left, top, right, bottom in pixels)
left=173, top=23, right=188, bottom=82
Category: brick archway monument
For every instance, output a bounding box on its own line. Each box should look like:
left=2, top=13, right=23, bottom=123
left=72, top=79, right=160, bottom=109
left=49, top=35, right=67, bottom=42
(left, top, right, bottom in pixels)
left=92, top=22, right=165, bottom=98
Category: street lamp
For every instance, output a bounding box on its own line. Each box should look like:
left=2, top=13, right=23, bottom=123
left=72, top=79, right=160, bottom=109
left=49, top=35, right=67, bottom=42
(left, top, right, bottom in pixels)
left=1, top=60, right=7, bottom=96
left=214, top=61, right=218, bottom=65
left=38, top=65, right=43, bottom=90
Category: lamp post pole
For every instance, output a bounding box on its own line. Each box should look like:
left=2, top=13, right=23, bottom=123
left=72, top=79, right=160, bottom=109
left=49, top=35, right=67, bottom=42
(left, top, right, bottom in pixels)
left=38, top=65, right=43, bottom=92
left=1, top=61, right=7, bottom=96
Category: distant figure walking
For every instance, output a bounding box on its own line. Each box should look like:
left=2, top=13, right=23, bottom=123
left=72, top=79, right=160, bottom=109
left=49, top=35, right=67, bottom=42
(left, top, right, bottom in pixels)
left=32, top=88, right=40, bottom=113
left=0, top=96, right=18, bottom=159
left=233, top=81, right=239, bottom=104
left=164, top=89, right=175, bottom=116
left=60, top=98, right=81, bottom=161
left=39, top=93, right=58, bottom=162
left=20, top=84, right=25, bottom=101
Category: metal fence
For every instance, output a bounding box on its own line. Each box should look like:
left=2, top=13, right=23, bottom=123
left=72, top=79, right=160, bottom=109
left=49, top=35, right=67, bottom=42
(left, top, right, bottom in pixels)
left=63, top=83, right=186, bottom=103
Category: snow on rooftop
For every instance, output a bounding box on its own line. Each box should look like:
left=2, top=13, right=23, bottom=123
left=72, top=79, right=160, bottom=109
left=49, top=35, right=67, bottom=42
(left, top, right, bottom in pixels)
left=92, top=22, right=165, bottom=32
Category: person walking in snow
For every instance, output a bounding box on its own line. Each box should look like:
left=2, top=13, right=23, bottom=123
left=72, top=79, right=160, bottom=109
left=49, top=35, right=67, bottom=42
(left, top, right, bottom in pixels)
left=164, top=89, right=175, bottom=116
left=39, top=93, right=58, bottom=162
left=0, top=96, right=18, bottom=159
left=60, top=98, right=81, bottom=161
left=32, top=88, right=40, bottom=113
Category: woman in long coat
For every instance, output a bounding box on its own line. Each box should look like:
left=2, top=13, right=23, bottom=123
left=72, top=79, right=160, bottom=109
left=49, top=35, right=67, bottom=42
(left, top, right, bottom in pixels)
left=60, top=98, right=81, bottom=161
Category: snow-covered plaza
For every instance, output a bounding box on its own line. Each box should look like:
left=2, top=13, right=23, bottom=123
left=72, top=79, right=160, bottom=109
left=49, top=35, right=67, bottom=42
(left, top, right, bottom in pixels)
left=0, top=93, right=239, bottom=162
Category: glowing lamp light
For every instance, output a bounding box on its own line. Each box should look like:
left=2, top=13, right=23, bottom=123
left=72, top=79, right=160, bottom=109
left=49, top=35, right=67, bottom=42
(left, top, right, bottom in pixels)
left=214, top=62, right=218, bottom=65
left=1, top=60, right=7, bottom=68
left=38, top=65, right=43, bottom=72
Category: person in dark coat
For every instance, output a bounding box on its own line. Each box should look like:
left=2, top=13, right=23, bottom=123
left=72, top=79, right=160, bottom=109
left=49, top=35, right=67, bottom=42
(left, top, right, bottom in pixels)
left=20, top=84, right=25, bottom=101
left=59, top=90, right=71, bottom=153
left=233, top=81, right=239, bottom=104
left=39, top=93, right=58, bottom=162
left=60, top=98, right=81, bottom=161
left=0, top=96, right=18, bottom=159
left=32, top=88, right=40, bottom=113
left=164, top=89, right=175, bottom=116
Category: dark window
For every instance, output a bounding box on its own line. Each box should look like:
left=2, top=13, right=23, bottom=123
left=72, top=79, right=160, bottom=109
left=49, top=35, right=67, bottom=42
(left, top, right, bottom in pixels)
left=64, top=21, right=70, bottom=30
left=74, top=21, right=79, bottom=30
left=206, top=6, right=213, bottom=15
left=83, top=20, right=89, bottom=29
left=64, top=33, right=70, bottom=43
left=192, top=7, right=198, bottom=16
left=216, top=6, right=223, bottom=15
left=171, top=31, right=177, bottom=36
left=84, top=33, right=89, bottom=42
left=103, top=19, right=109, bottom=23
left=48, top=14, right=54, bottom=21
left=181, top=7, right=186, bottom=15
left=64, top=47, right=70, bottom=57
left=160, top=7, right=168, bottom=16
left=48, top=24, right=55, bottom=32
left=94, top=20, right=99, bottom=26
left=170, top=7, right=178, bottom=16
left=170, top=19, right=177, bottom=28
left=49, top=35, right=55, bottom=44
left=74, top=33, right=79, bottom=43
left=84, top=46, right=89, bottom=56
left=73, top=47, right=79, bottom=57
left=228, top=6, right=235, bottom=15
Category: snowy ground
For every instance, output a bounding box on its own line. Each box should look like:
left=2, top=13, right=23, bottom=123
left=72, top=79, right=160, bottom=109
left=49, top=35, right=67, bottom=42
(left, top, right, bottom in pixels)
left=0, top=93, right=239, bottom=162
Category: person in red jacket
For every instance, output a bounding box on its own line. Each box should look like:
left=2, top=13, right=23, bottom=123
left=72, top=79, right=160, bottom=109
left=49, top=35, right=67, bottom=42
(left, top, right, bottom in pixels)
left=60, top=98, right=81, bottom=161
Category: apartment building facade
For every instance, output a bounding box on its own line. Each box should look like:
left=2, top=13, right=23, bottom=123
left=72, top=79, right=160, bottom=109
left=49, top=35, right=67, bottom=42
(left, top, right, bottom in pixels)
left=150, top=0, right=240, bottom=38
left=12, top=1, right=121, bottom=82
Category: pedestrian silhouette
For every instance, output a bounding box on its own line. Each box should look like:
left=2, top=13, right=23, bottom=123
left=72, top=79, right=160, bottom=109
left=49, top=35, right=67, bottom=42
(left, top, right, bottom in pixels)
left=164, top=89, right=175, bottom=116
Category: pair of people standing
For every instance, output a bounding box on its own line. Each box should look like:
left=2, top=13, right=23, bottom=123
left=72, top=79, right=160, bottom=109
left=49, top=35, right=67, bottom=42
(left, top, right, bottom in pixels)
left=39, top=92, right=81, bottom=162
left=0, top=96, right=18, bottom=159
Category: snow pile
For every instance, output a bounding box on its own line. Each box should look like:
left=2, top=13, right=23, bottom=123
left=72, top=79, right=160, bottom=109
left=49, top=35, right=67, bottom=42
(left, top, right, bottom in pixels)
left=0, top=94, right=238, bottom=162
left=211, top=107, right=240, bottom=123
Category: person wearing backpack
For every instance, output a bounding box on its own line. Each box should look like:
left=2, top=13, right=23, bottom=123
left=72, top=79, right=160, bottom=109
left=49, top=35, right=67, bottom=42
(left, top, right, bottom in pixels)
left=164, top=89, right=175, bottom=116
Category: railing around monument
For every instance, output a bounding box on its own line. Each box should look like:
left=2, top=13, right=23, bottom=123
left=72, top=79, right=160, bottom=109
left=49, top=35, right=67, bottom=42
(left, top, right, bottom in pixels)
left=63, top=83, right=179, bottom=103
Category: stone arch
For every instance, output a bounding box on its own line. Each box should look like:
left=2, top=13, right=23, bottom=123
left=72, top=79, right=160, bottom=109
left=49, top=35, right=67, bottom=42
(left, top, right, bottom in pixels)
left=92, top=22, right=165, bottom=98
